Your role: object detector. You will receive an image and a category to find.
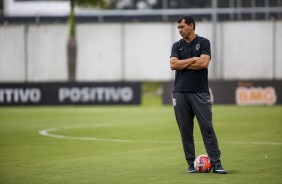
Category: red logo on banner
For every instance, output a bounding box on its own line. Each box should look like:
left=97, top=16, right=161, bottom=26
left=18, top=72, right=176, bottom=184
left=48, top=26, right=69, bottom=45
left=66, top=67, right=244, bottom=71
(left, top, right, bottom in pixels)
left=236, top=87, right=277, bottom=106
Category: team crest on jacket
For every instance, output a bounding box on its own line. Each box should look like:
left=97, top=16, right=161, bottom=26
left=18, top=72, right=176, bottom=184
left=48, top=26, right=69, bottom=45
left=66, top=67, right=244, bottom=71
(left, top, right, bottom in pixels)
left=195, top=44, right=200, bottom=50
left=172, top=98, right=176, bottom=106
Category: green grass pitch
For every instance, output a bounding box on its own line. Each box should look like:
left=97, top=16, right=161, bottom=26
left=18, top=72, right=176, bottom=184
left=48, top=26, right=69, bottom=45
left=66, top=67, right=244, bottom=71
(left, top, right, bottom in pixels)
left=0, top=105, right=282, bottom=184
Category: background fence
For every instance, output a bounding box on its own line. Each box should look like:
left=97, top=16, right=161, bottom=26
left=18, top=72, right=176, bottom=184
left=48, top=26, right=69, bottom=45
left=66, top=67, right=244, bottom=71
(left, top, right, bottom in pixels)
left=0, top=20, right=282, bottom=82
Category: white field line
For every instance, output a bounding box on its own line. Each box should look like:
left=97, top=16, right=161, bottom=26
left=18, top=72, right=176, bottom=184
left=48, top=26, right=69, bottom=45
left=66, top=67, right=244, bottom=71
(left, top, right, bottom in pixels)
left=39, top=125, right=178, bottom=144
left=39, top=125, right=282, bottom=145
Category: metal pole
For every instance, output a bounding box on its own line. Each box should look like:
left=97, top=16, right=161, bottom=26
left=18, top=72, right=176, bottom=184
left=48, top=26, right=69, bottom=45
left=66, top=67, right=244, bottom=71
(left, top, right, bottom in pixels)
left=237, top=0, right=242, bottom=20
left=98, top=14, right=104, bottom=23
left=212, top=0, right=218, bottom=79
left=265, top=0, right=270, bottom=20
left=251, top=0, right=256, bottom=20
left=229, top=0, right=235, bottom=20
left=279, top=0, right=282, bottom=19
left=162, top=0, right=168, bottom=21
left=24, top=24, right=29, bottom=82
left=121, top=23, right=125, bottom=81
left=272, top=19, right=276, bottom=79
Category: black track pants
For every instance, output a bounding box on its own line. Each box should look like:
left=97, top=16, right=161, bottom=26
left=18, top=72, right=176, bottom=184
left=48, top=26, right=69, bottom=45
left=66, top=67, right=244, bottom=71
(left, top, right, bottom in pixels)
left=172, top=92, right=221, bottom=166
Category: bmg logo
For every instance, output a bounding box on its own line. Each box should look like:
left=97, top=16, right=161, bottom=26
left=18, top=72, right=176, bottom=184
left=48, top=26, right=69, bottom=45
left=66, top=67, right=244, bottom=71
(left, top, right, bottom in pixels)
left=236, top=87, right=277, bottom=106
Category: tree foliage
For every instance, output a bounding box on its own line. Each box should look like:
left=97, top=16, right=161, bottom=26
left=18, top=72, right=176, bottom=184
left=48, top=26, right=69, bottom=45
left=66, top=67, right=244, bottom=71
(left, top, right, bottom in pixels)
left=69, top=0, right=105, bottom=37
left=75, top=0, right=106, bottom=8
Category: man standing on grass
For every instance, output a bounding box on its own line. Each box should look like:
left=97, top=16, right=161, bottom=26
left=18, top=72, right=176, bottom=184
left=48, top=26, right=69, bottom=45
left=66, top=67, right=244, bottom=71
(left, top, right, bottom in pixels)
left=170, top=15, right=227, bottom=174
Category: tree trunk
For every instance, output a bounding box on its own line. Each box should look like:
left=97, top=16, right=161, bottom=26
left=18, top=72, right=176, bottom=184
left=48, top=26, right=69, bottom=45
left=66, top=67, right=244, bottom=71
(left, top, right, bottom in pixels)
left=67, top=37, right=76, bottom=81
left=67, top=0, right=76, bottom=81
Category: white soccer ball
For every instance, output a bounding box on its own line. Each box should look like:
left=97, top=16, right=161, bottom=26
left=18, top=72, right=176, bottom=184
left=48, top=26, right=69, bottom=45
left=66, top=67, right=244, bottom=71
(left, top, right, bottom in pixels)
left=194, top=154, right=212, bottom=173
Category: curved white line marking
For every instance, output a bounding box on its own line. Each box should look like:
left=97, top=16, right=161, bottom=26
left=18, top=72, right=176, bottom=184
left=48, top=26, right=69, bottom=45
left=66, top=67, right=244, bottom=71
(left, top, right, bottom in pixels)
left=39, top=125, right=282, bottom=145
left=39, top=125, right=178, bottom=144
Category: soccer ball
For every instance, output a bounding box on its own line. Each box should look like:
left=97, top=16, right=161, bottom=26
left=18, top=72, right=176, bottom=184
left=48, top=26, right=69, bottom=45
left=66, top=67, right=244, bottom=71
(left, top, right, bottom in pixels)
left=194, top=154, right=212, bottom=173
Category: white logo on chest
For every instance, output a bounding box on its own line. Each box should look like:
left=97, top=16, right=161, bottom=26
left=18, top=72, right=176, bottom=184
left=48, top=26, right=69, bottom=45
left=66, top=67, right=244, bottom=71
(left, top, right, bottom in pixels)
left=195, top=44, right=200, bottom=50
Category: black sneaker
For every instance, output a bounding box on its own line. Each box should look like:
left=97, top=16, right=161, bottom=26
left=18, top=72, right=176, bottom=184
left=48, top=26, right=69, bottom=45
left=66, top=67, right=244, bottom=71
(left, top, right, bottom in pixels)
left=187, top=164, right=196, bottom=173
left=213, top=165, right=227, bottom=174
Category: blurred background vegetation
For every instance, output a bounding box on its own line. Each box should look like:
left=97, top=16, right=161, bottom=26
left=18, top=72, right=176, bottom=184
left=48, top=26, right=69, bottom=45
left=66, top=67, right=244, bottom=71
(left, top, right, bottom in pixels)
left=142, top=82, right=162, bottom=106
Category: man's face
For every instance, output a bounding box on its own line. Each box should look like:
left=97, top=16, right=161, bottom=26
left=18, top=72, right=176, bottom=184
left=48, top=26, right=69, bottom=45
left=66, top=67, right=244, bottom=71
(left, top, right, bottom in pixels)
left=177, top=19, right=193, bottom=39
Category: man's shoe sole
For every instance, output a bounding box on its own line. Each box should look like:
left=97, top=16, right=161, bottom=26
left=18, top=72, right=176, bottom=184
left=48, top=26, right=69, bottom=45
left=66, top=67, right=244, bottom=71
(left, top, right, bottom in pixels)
left=213, top=170, right=227, bottom=174
left=187, top=170, right=197, bottom=173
